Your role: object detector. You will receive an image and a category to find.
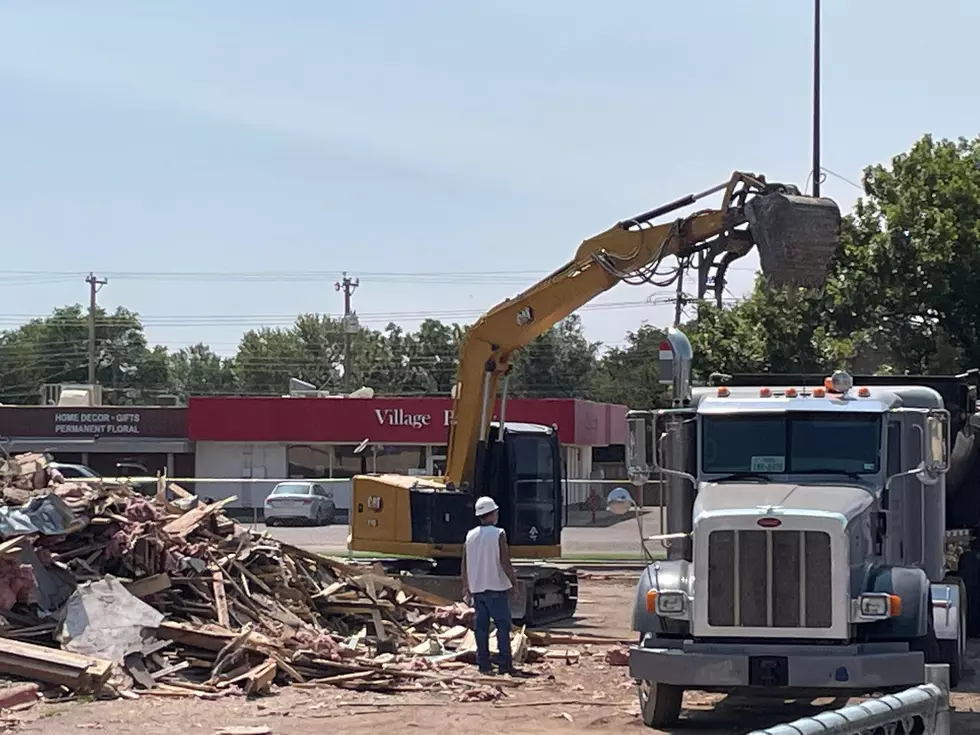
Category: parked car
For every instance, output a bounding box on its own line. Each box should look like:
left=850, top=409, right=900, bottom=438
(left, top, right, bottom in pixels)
left=47, top=462, right=101, bottom=481
left=263, top=481, right=336, bottom=526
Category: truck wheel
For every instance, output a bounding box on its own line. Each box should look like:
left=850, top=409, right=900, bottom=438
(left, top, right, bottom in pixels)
left=957, top=548, right=980, bottom=637
left=638, top=680, right=683, bottom=728
left=937, top=578, right=967, bottom=688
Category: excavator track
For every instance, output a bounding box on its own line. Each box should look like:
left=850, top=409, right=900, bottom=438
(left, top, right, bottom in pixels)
left=378, top=560, right=579, bottom=627
left=515, top=564, right=579, bottom=627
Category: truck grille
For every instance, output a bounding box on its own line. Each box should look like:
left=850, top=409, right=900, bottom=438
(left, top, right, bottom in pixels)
left=706, top=529, right=832, bottom=628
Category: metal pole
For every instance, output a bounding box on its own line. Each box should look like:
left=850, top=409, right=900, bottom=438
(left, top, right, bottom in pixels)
left=925, top=663, right=951, bottom=735
left=335, top=272, right=359, bottom=393
left=812, top=0, right=822, bottom=197
left=86, top=273, right=107, bottom=385
left=673, top=267, right=684, bottom=326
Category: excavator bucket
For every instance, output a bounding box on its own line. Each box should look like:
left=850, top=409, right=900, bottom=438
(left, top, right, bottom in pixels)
left=745, top=192, right=842, bottom=288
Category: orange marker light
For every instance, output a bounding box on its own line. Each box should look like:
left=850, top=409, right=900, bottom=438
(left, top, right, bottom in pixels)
left=889, top=595, right=902, bottom=617
left=784, top=388, right=798, bottom=397
left=717, top=386, right=730, bottom=397
left=646, top=590, right=658, bottom=612
left=857, top=387, right=871, bottom=397
left=813, top=387, right=826, bottom=397
left=759, top=387, right=772, bottom=397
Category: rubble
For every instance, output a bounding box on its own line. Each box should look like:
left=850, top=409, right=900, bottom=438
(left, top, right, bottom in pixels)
left=0, top=452, right=541, bottom=703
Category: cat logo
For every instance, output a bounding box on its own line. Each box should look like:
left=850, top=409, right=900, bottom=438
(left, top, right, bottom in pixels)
left=528, top=525, right=539, bottom=541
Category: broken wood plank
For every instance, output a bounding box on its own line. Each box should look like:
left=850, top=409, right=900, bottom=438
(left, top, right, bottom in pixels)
left=211, top=569, right=231, bottom=628
left=150, top=660, right=190, bottom=680
left=162, top=496, right=236, bottom=538
left=0, top=637, right=113, bottom=691
left=124, top=573, right=172, bottom=599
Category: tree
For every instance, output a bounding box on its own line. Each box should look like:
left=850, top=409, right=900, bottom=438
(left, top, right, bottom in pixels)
left=690, top=134, right=980, bottom=378
left=0, top=305, right=170, bottom=405
left=593, top=324, right=670, bottom=408
left=509, top=315, right=601, bottom=398
left=231, top=315, right=467, bottom=396
left=168, top=344, right=238, bottom=398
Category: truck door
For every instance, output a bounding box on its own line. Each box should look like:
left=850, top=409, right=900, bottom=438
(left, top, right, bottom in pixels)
left=505, top=431, right=562, bottom=548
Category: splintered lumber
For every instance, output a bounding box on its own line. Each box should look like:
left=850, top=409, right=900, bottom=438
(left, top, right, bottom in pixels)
left=0, top=451, right=567, bottom=703
left=211, top=569, right=231, bottom=628
left=124, top=573, right=172, bottom=599
left=162, top=496, right=236, bottom=537
left=0, top=637, right=113, bottom=691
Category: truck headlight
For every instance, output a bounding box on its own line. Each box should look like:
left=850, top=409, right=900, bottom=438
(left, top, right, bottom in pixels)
left=858, top=593, right=902, bottom=619
left=646, top=590, right=686, bottom=615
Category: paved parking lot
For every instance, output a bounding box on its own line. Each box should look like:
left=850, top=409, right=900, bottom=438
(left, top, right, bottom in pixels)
left=250, top=509, right=663, bottom=558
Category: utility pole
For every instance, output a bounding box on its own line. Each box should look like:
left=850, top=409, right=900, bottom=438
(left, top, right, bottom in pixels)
left=673, top=265, right=685, bottom=327
left=334, top=272, right=359, bottom=393
left=812, top=0, right=822, bottom=197
left=86, top=273, right=108, bottom=385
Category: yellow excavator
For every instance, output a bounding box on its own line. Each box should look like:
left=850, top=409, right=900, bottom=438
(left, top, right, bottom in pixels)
left=349, top=172, right=841, bottom=625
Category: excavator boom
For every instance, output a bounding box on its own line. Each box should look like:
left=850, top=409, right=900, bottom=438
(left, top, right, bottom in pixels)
left=349, top=171, right=840, bottom=626
left=445, top=172, right=841, bottom=484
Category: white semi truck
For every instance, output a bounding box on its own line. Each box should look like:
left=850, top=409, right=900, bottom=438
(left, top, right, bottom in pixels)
left=623, top=328, right=976, bottom=728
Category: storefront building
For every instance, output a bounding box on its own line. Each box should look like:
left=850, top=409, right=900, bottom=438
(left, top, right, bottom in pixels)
left=188, top=396, right=627, bottom=511
left=0, top=406, right=192, bottom=478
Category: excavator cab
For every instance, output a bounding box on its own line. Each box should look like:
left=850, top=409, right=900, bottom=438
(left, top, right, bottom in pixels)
left=472, top=422, right=563, bottom=552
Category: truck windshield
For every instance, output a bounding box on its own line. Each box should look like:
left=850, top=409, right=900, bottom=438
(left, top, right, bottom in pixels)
left=701, top=412, right=882, bottom=475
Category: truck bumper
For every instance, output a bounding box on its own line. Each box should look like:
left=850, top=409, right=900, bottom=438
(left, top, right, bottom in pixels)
left=629, top=639, right=925, bottom=692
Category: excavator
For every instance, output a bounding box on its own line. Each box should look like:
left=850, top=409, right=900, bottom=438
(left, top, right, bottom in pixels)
left=349, top=171, right=842, bottom=625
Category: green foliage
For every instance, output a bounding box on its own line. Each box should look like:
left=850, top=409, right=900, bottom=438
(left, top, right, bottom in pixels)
left=593, top=324, right=669, bottom=408
left=509, top=315, right=600, bottom=398
left=692, top=133, right=980, bottom=378
left=3, top=133, right=980, bottom=406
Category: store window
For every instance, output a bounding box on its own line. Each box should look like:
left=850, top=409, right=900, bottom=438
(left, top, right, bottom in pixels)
left=332, top=445, right=427, bottom=478
left=431, top=445, right=448, bottom=475
left=286, top=444, right=332, bottom=478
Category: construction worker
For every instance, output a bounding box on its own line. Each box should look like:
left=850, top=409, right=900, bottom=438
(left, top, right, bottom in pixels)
left=461, top=496, right=519, bottom=675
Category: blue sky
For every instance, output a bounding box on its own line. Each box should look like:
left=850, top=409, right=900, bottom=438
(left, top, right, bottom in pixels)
left=0, top=0, right=977, bottom=357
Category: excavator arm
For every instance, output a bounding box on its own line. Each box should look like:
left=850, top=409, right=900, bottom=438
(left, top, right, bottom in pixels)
left=444, top=171, right=841, bottom=484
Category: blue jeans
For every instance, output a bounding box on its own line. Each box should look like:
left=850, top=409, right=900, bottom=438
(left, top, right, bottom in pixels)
left=473, top=589, right=512, bottom=672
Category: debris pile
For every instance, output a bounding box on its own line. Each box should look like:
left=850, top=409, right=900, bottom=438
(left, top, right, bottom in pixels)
left=0, top=453, right=547, bottom=702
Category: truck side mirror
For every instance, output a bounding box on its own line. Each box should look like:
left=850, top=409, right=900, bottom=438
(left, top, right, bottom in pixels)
left=924, top=410, right=949, bottom=474
left=626, top=412, right=654, bottom=488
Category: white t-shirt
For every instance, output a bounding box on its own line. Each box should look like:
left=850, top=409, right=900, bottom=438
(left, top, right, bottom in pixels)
left=464, top=525, right=513, bottom=594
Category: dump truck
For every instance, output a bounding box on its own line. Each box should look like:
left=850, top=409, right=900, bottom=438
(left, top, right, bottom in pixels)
left=621, top=329, right=976, bottom=727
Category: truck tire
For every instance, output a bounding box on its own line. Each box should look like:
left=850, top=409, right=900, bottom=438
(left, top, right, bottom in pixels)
left=638, top=680, right=683, bottom=728
left=910, top=607, right=949, bottom=685
left=935, top=577, right=967, bottom=688
left=957, top=548, right=980, bottom=638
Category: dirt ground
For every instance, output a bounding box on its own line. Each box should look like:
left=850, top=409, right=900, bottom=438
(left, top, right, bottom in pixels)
left=9, top=577, right=980, bottom=734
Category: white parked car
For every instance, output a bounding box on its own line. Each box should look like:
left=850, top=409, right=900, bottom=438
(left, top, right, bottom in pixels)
left=263, top=481, right=336, bottom=527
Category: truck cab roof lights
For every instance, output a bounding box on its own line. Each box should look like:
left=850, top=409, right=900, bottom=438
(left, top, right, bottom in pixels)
left=759, top=387, right=772, bottom=397
left=857, top=386, right=871, bottom=397
left=717, top=386, right=730, bottom=397
left=812, top=387, right=826, bottom=397
left=784, top=387, right=798, bottom=397
left=827, top=370, right=854, bottom=394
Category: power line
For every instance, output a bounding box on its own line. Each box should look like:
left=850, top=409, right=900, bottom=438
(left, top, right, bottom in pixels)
left=0, top=266, right=758, bottom=285
left=0, top=296, right=741, bottom=328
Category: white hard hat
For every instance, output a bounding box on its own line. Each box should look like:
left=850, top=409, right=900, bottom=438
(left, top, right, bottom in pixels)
left=475, top=496, right=499, bottom=517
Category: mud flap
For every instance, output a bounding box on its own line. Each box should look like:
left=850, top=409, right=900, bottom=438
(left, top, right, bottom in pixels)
left=745, top=192, right=841, bottom=288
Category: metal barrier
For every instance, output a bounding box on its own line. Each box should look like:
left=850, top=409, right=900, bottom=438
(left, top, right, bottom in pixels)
left=746, top=664, right=951, bottom=735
